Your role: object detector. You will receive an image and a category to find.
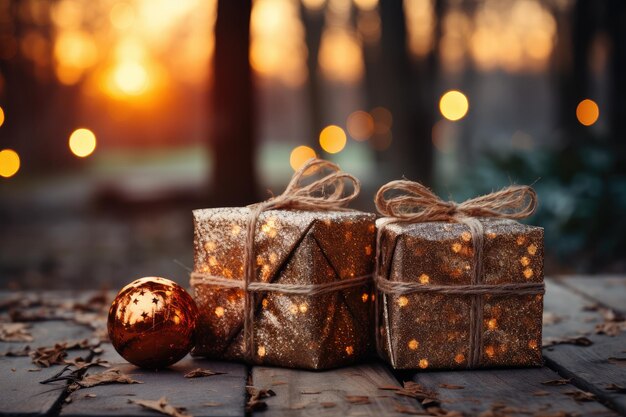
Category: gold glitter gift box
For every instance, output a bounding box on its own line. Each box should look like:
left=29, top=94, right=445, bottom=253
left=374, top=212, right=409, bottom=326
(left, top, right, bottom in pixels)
left=190, top=208, right=376, bottom=370
left=374, top=182, right=544, bottom=370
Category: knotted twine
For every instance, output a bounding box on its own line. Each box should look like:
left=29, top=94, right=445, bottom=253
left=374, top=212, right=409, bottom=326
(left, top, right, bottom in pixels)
left=190, top=158, right=369, bottom=361
left=373, top=180, right=543, bottom=368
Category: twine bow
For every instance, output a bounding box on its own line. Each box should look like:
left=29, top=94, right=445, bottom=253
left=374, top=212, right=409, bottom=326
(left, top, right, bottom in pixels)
left=191, top=158, right=367, bottom=363
left=374, top=180, right=542, bottom=369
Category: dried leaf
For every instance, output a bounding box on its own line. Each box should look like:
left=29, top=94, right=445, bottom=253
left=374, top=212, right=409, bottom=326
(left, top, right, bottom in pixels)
left=345, top=395, right=370, bottom=404
left=606, top=383, right=626, bottom=393
left=542, top=312, right=563, bottom=326
left=608, top=356, right=626, bottom=364
left=183, top=368, right=226, bottom=378
left=532, top=390, right=550, bottom=396
left=582, top=303, right=600, bottom=311
left=84, top=393, right=97, bottom=398
left=69, top=368, right=142, bottom=392
left=394, top=405, right=428, bottom=415
left=128, top=397, right=191, bottom=417
left=321, top=402, right=336, bottom=408
left=382, top=381, right=438, bottom=403
left=30, top=344, right=68, bottom=367
left=563, top=390, right=596, bottom=402
left=0, top=323, right=33, bottom=342
left=546, top=336, right=593, bottom=347
left=246, top=386, right=276, bottom=412
left=438, top=383, right=464, bottom=390
left=596, top=321, right=626, bottom=336
left=271, top=381, right=287, bottom=386
left=203, top=402, right=222, bottom=407
left=300, top=390, right=321, bottom=394
left=541, top=378, right=571, bottom=386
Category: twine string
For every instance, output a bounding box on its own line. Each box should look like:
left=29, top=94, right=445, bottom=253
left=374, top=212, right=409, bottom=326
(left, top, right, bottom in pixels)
left=374, top=180, right=540, bottom=368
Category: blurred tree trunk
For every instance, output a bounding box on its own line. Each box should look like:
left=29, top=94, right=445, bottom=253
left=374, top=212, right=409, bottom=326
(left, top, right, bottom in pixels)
left=608, top=0, right=626, bottom=156
left=300, top=4, right=325, bottom=148
left=378, top=1, right=433, bottom=184
left=210, top=0, right=257, bottom=205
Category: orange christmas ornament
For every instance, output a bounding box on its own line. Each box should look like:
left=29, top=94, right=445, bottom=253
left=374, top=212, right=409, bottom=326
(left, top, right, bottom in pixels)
left=108, top=277, right=198, bottom=369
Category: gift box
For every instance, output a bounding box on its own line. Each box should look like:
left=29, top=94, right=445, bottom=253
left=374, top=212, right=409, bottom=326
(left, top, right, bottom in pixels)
left=190, top=207, right=376, bottom=370
left=374, top=182, right=544, bottom=370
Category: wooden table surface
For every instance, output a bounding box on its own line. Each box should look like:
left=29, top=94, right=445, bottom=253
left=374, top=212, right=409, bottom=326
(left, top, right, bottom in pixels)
left=1, top=276, right=625, bottom=417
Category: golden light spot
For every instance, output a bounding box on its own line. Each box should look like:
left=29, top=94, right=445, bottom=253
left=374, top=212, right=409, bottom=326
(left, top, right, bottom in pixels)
left=257, top=346, right=266, bottom=357
left=68, top=128, right=96, bottom=158
left=214, top=306, right=225, bottom=317
left=262, top=298, right=269, bottom=309
left=528, top=339, right=538, bottom=350
left=113, top=61, right=148, bottom=95
left=368, top=224, right=376, bottom=233
left=289, top=304, right=298, bottom=314
left=454, top=353, right=465, bottom=364
left=371, top=294, right=375, bottom=301
left=371, top=106, right=393, bottom=134
left=345, top=231, right=353, bottom=240
left=0, top=149, right=20, bottom=178
left=419, top=274, right=430, bottom=284
left=487, top=318, right=497, bottom=330
left=487, top=232, right=497, bottom=239
left=354, top=0, right=378, bottom=11
left=208, top=256, right=218, bottom=266
left=439, top=90, right=469, bottom=121
left=0, top=106, right=4, bottom=127
left=527, top=244, right=537, bottom=255
left=347, top=110, right=374, bottom=141
left=517, top=236, right=526, bottom=245
left=362, top=293, right=369, bottom=302
left=576, top=99, right=600, bottom=126
left=452, top=242, right=462, bottom=253
left=319, top=125, right=347, bottom=154
left=268, top=229, right=277, bottom=238
left=418, top=359, right=429, bottom=369
left=261, top=224, right=271, bottom=233
left=365, top=245, right=373, bottom=256
left=485, top=345, right=495, bottom=358
left=256, top=255, right=264, bottom=266
left=205, top=241, right=217, bottom=251
left=261, top=264, right=271, bottom=279
left=461, top=231, right=471, bottom=242
left=289, top=145, right=316, bottom=171
left=299, top=303, right=308, bottom=313
left=523, top=268, right=534, bottom=279
left=269, top=252, right=278, bottom=264
left=397, top=296, right=409, bottom=307
left=520, top=256, right=530, bottom=266
left=408, top=339, right=419, bottom=350
left=109, top=2, right=134, bottom=30
left=231, top=224, right=241, bottom=236
left=345, top=345, right=354, bottom=355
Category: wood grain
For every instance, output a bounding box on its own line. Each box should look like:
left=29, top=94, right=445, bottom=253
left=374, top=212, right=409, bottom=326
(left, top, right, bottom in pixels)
left=251, top=362, right=424, bottom=416
left=554, top=275, right=626, bottom=314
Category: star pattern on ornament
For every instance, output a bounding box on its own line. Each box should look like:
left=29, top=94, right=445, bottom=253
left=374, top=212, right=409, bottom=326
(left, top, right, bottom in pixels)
left=120, top=306, right=126, bottom=313
left=133, top=298, right=139, bottom=305
left=152, top=297, right=159, bottom=305
left=139, top=290, right=146, bottom=296
left=141, top=311, right=148, bottom=319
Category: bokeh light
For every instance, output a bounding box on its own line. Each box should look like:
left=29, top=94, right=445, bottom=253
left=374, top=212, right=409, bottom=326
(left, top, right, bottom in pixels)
left=290, top=145, right=316, bottom=171
left=347, top=110, right=374, bottom=141
left=69, top=128, right=97, bottom=158
left=0, top=106, right=4, bottom=127
left=354, top=0, right=378, bottom=11
left=576, top=99, right=599, bottom=126
left=114, top=62, right=149, bottom=95
left=0, top=149, right=20, bottom=178
left=319, top=125, right=347, bottom=154
left=110, top=2, right=135, bottom=30
left=371, top=106, right=393, bottom=134
left=439, top=90, right=469, bottom=121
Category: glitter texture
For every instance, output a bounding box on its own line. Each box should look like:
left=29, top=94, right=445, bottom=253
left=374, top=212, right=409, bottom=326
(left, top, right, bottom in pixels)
left=191, top=208, right=376, bottom=370
left=377, top=218, right=544, bottom=370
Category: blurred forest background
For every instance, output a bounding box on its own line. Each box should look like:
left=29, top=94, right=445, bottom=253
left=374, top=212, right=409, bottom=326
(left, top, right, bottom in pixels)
left=0, top=0, right=625, bottom=290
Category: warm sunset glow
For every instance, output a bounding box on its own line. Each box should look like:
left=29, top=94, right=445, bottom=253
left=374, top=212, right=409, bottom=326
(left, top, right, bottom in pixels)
left=439, top=90, right=469, bottom=121
left=347, top=110, right=374, bottom=141
left=319, top=28, right=364, bottom=84
left=576, top=99, right=599, bottom=126
left=290, top=145, right=316, bottom=171
left=114, top=61, right=149, bottom=95
left=69, top=128, right=97, bottom=158
left=319, top=125, right=347, bottom=154
left=354, top=0, right=378, bottom=11
left=0, top=149, right=20, bottom=178
left=53, top=30, right=98, bottom=85
left=110, top=2, right=135, bottom=30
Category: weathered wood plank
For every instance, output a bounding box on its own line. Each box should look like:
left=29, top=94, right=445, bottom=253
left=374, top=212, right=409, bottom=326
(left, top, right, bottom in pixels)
left=0, top=320, right=95, bottom=417
left=543, top=278, right=626, bottom=415
left=60, top=343, right=247, bottom=417
left=251, top=362, right=424, bottom=417
left=555, top=275, right=626, bottom=314
left=413, top=367, right=617, bottom=416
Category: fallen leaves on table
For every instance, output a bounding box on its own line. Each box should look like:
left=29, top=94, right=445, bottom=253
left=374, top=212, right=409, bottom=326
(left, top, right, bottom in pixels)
left=606, top=383, right=626, bottom=393
left=594, top=307, right=626, bottom=336
left=394, top=404, right=429, bottom=415
left=380, top=381, right=438, bottom=403
left=128, top=397, right=191, bottom=417
left=29, top=339, right=99, bottom=367
left=246, top=386, right=276, bottom=412
left=183, top=368, right=226, bottom=378
left=543, top=312, right=563, bottom=326
left=541, top=378, right=572, bottom=386
left=545, top=336, right=593, bottom=347
left=608, top=356, right=626, bottom=365
left=0, top=323, right=33, bottom=342
left=563, top=390, right=596, bottom=402
left=321, top=402, right=336, bottom=408
left=345, top=395, right=370, bottom=405
left=532, top=390, right=551, bottom=396
left=438, top=383, right=464, bottom=390
left=69, top=368, right=142, bottom=392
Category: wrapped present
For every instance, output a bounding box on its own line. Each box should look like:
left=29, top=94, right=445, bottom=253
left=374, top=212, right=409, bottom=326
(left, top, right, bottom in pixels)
left=190, top=160, right=376, bottom=370
left=374, top=181, right=544, bottom=370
